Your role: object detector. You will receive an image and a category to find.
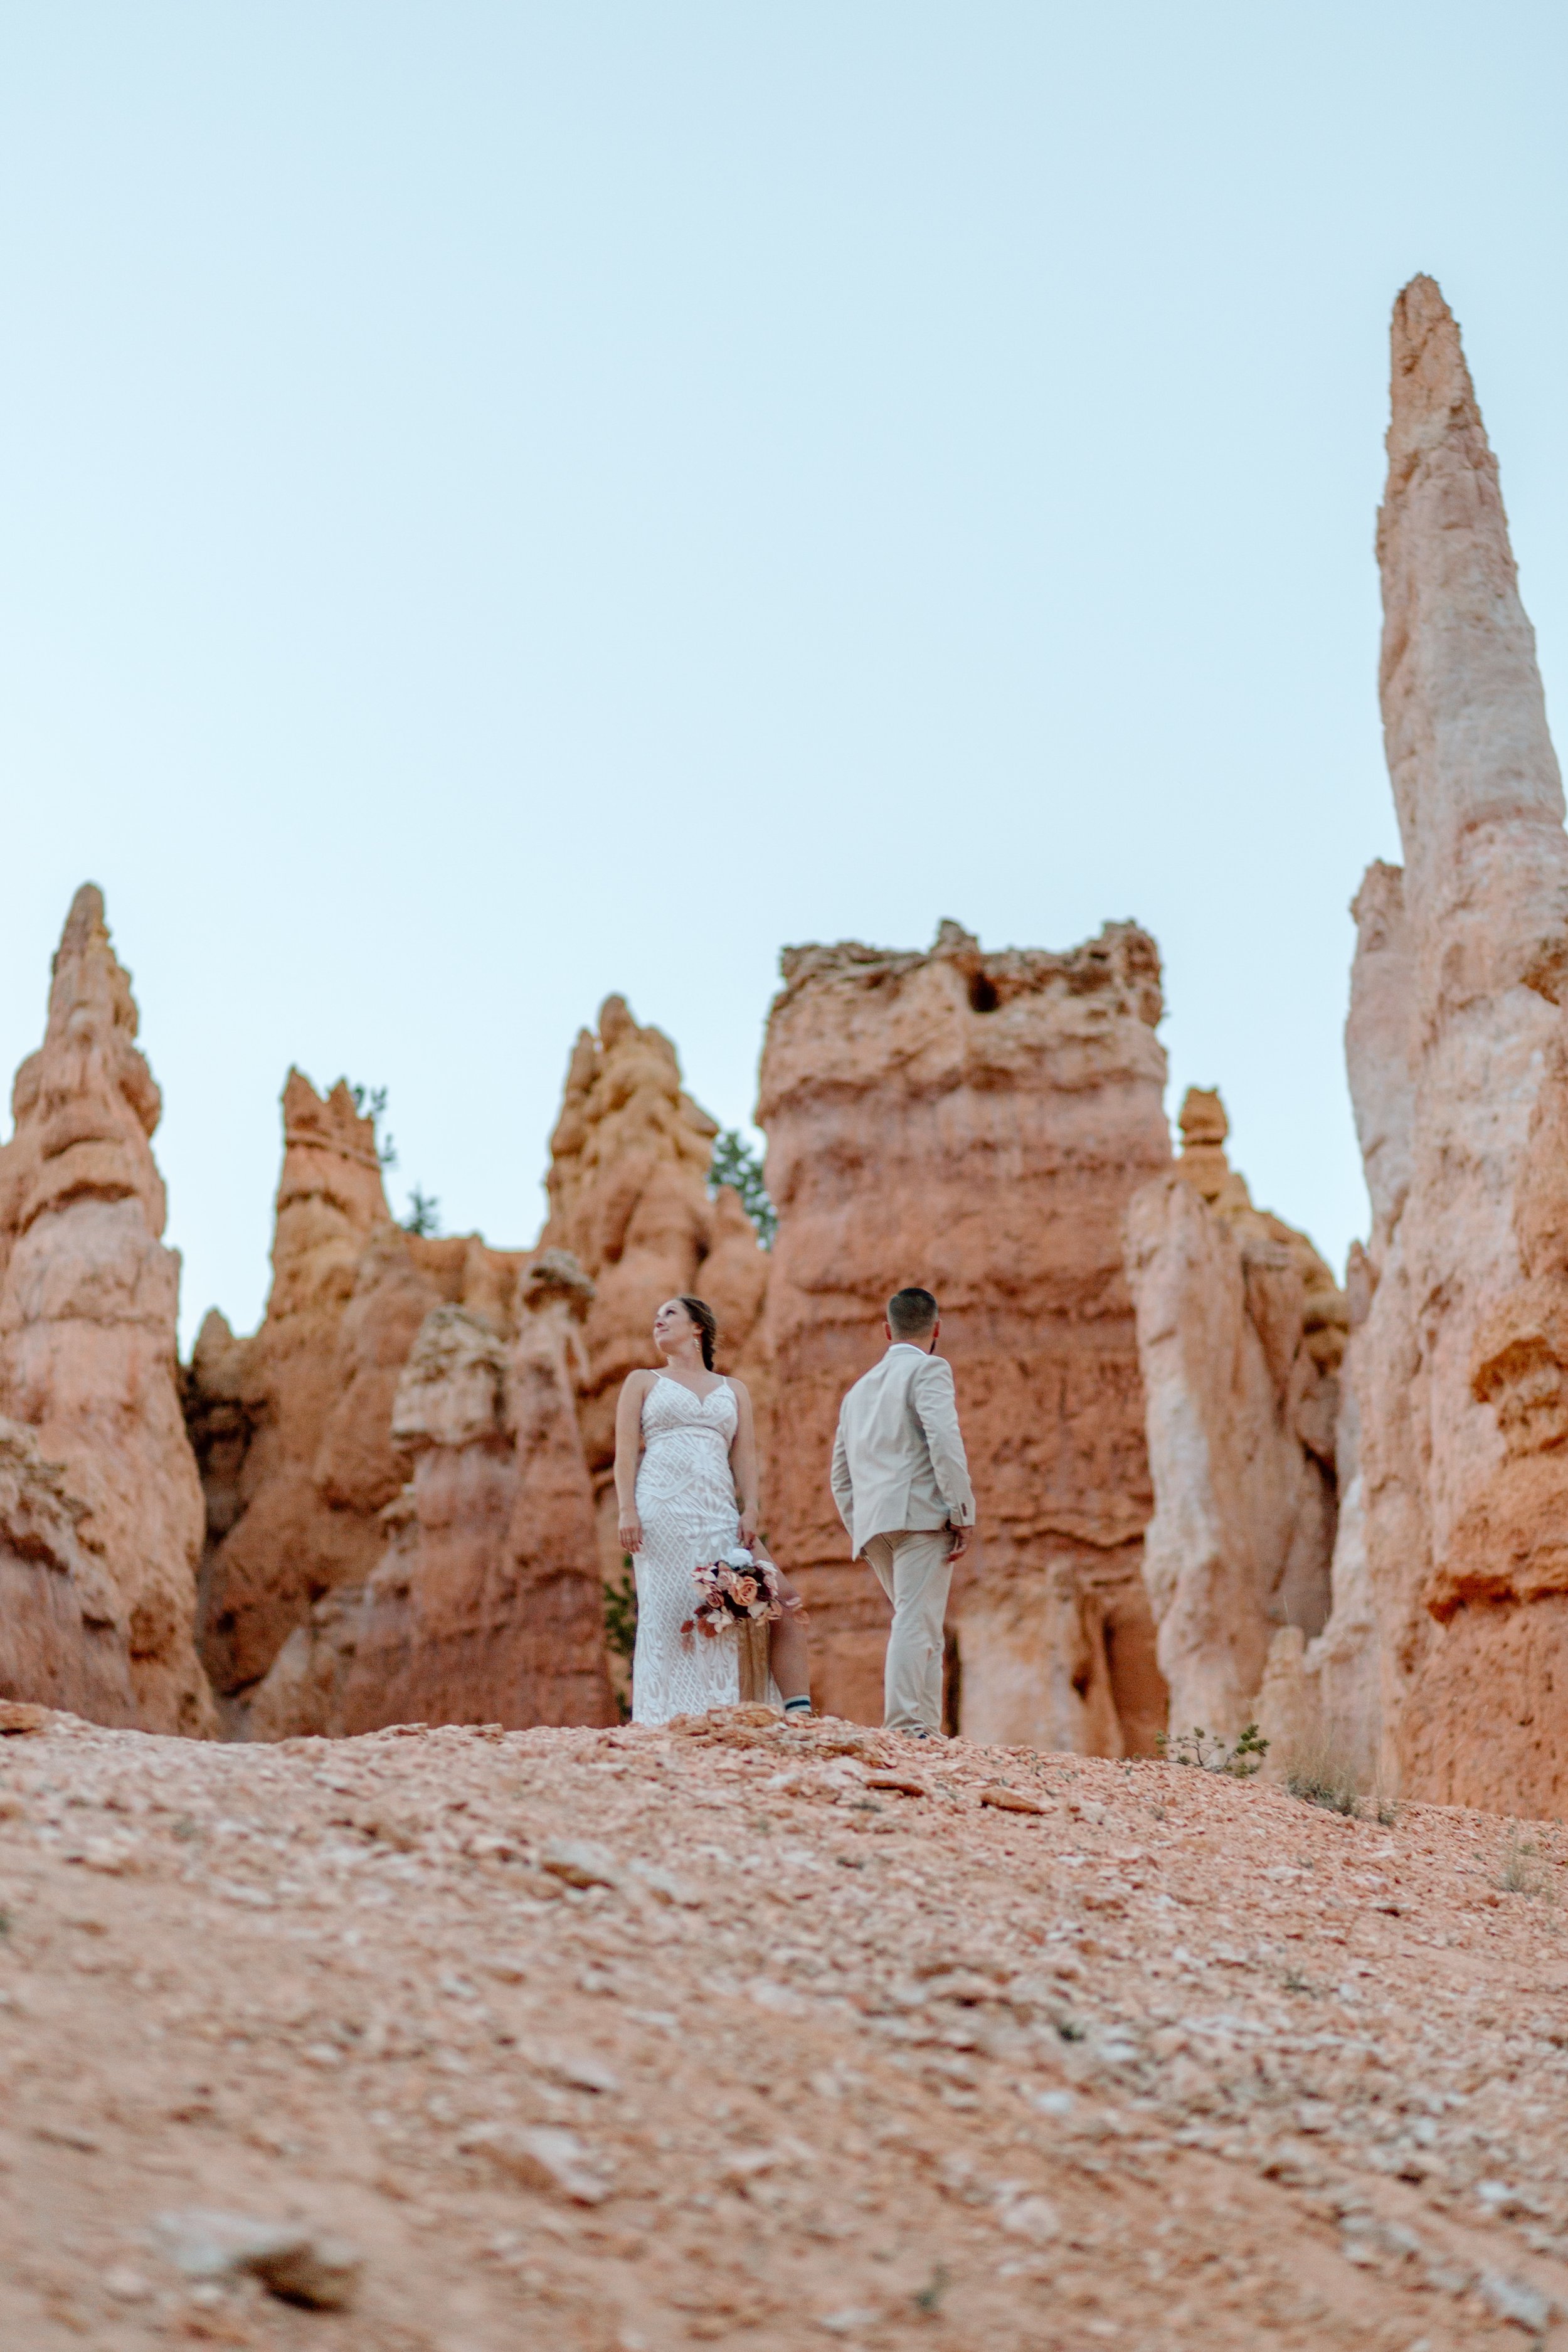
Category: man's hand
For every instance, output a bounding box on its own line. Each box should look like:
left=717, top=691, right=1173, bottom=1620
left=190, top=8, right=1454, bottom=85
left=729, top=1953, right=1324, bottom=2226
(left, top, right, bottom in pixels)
left=617, top=1507, right=643, bottom=1557
left=946, top=1520, right=972, bottom=1562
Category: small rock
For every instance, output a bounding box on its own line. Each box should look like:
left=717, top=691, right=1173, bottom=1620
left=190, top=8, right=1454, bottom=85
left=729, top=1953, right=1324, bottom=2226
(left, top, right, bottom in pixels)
left=458, top=2123, right=609, bottom=2203
left=999, top=2191, right=1061, bottom=2243
left=539, top=1840, right=622, bottom=1890
left=151, top=2209, right=363, bottom=2309
left=546, top=2052, right=620, bottom=2094
left=34, top=2120, right=103, bottom=2152
left=1478, top=2270, right=1552, bottom=2333
left=0, top=1701, right=49, bottom=1735
left=103, top=2266, right=153, bottom=2303
left=977, top=1784, right=1047, bottom=1816
left=865, top=1771, right=928, bottom=1797
left=627, top=1860, right=700, bottom=1907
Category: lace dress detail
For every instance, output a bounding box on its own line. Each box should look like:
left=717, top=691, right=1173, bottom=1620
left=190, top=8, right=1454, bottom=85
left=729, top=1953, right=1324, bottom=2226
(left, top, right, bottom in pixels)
left=631, top=1375, right=775, bottom=1725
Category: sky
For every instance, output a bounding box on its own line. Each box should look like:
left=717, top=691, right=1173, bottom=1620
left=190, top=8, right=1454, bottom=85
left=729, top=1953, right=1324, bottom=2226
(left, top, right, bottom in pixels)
left=1, top=3, right=1565, bottom=1348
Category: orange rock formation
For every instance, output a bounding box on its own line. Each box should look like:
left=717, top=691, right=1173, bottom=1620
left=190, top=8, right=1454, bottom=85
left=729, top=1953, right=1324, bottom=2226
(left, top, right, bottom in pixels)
left=756, top=919, right=1171, bottom=1749
left=1298, top=279, right=1568, bottom=1811
left=1125, top=1088, right=1346, bottom=1747
left=188, top=1073, right=526, bottom=1725
left=0, top=1416, right=137, bottom=1723
left=248, top=1251, right=614, bottom=1735
left=535, top=995, right=770, bottom=1579
left=0, top=886, right=213, bottom=1734
left=186, top=1073, right=396, bottom=1709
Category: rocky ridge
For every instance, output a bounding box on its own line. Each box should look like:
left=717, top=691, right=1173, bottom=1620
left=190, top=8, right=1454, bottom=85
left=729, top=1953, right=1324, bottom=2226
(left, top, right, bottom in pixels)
left=2, top=1705, right=1567, bottom=2349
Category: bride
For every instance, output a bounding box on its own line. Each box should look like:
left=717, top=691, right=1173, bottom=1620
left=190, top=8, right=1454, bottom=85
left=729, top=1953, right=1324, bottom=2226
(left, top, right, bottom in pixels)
left=614, top=1295, right=810, bottom=1726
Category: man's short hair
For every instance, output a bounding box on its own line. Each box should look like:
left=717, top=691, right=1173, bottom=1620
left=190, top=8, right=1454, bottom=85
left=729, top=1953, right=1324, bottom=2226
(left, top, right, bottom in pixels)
left=887, top=1286, right=939, bottom=1338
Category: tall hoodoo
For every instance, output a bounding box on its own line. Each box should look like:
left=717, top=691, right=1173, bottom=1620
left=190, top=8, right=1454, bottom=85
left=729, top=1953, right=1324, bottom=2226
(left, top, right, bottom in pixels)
left=188, top=1073, right=527, bottom=1725
left=188, top=1072, right=399, bottom=1705
left=1340, top=278, right=1568, bottom=1804
left=0, top=886, right=214, bottom=1733
left=1126, top=1089, right=1345, bottom=1748
left=758, top=918, right=1171, bottom=1749
left=537, top=995, right=768, bottom=1576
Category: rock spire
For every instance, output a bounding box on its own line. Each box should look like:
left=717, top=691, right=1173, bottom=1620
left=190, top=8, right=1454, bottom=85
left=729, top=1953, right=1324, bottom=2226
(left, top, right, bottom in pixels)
left=1126, top=1088, right=1345, bottom=1748
left=1316, top=278, right=1568, bottom=1806
left=0, top=885, right=213, bottom=1732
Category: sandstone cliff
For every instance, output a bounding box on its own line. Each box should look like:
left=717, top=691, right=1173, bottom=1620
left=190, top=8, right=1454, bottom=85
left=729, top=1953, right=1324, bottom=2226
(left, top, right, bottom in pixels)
left=1126, top=1089, right=1345, bottom=1747
left=248, top=1251, right=613, bottom=1735
left=1317, top=278, right=1568, bottom=1809
left=0, top=886, right=213, bottom=1734
left=0, top=1416, right=137, bottom=1723
left=756, top=918, right=1171, bottom=1750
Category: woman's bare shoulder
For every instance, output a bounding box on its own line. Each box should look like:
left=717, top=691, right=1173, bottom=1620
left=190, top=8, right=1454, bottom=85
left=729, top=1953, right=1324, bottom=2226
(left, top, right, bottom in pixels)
left=724, top=1374, right=752, bottom=1403
left=620, top=1367, right=657, bottom=1397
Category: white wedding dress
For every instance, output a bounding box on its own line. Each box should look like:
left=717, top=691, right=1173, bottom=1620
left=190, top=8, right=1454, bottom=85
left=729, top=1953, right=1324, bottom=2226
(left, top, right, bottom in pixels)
left=631, top=1374, right=778, bottom=1725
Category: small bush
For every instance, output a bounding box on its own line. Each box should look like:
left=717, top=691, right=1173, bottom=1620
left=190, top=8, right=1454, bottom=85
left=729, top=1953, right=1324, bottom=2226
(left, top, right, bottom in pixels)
left=1281, top=1734, right=1392, bottom=1821
left=1286, top=1755, right=1360, bottom=1817
left=1156, top=1722, right=1269, bottom=1778
left=347, top=1081, right=398, bottom=1170
left=403, top=1187, right=440, bottom=1237
left=1499, top=1826, right=1547, bottom=1897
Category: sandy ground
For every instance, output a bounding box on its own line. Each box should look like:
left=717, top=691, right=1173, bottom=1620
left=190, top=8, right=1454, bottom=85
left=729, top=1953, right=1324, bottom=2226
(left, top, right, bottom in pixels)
left=3, top=1702, right=1568, bottom=2350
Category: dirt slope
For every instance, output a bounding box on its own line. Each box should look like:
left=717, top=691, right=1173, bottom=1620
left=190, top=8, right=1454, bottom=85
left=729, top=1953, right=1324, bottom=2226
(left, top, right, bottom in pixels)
left=2, top=1705, right=1567, bottom=2350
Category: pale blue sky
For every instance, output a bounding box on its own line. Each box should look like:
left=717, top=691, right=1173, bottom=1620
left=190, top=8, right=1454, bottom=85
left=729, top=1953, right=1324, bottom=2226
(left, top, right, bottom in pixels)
left=1, top=4, right=1564, bottom=1347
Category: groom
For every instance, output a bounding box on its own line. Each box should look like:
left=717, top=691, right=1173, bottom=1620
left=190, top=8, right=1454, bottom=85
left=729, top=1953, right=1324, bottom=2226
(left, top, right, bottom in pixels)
left=830, top=1288, right=976, bottom=1739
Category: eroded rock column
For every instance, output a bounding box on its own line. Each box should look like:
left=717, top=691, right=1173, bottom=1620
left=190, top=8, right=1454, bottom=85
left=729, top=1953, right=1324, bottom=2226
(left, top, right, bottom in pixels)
left=1335, top=278, right=1568, bottom=1808
left=536, top=995, right=770, bottom=1581
left=1126, top=1089, right=1345, bottom=1747
left=758, top=919, right=1171, bottom=1749
left=0, top=886, right=213, bottom=1732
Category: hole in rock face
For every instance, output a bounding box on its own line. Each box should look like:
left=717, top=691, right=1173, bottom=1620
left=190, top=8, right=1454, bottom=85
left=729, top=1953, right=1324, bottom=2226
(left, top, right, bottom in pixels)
left=968, top=974, right=1000, bottom=1014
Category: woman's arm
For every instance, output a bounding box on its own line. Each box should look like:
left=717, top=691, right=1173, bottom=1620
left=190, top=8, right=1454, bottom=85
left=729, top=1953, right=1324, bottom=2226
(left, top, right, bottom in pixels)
left=728, top=1377, right=760, bottom=1549
left=614, top=1372, right=652, bottom=1555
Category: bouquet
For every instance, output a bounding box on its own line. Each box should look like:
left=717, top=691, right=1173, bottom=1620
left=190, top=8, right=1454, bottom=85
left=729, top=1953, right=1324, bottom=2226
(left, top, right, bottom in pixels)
left=682, top=1546, right=784, bottom=1643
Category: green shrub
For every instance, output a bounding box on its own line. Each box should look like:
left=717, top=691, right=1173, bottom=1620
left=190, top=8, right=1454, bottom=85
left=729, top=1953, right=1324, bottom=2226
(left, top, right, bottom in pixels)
left=1155, top=1722, right=1269, bottom=1778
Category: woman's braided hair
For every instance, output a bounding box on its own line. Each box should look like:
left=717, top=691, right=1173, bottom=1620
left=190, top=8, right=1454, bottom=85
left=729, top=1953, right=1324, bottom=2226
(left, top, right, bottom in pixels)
left=677, top=1295, right=719, bottom=1372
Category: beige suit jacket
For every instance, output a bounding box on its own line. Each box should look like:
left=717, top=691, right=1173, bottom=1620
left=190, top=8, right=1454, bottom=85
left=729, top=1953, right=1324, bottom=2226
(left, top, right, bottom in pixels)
left=830, top=1343, right=977, bottom=1559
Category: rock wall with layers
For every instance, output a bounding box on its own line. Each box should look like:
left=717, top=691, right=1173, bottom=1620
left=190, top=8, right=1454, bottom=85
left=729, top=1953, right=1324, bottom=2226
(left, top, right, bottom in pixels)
left=1125, top=1089, right=1347, bottom=1749
left=0, top=886, right=213, bottom=1734
left=756, top=918, right=1172, bottom=1750
left=0, top=1415, right=138, bottom=1722
left=248, top=1251, right=614, bottom=1736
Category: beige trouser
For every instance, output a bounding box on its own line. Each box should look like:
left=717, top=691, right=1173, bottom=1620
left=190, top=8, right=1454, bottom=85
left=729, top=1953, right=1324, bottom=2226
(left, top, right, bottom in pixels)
left=864, top=1528, right=953, bottom=1734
